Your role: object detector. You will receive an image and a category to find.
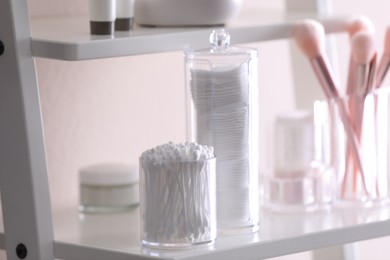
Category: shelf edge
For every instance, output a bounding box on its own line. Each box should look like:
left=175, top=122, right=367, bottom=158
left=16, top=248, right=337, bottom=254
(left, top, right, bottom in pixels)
left=30, top=16, right=349, bottom=61
left=183, top=220, right=390, bottom=260
left=54, top=241, right=162, bottom=260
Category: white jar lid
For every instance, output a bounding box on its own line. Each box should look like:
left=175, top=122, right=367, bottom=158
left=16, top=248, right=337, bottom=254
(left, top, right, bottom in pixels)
left=273, top=110, right=314, bottom=174
left=79, top=163, right=138, bottom=186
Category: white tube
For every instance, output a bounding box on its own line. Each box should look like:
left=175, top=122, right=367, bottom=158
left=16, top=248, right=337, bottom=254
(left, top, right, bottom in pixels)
left=89, top=0, right=116, bottom=35
left=89, top=0, right=116, bottom=21
left=115, top=0, right=134, bottom=31
left=116, top=0, right=134, bottom=18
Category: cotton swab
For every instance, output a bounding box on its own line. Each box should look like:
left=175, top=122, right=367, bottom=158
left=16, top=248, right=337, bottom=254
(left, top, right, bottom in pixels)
left=139, top=142, right=216, bottom=247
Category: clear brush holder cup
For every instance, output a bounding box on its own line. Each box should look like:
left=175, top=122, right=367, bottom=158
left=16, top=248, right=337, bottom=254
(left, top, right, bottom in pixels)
left=185, top=29, right=259, bottom=233
left=139, top=157, right=217, bottom=249
left=261, top=110, right=334, bottom=212
left=314, top=88, right=390, bottom=208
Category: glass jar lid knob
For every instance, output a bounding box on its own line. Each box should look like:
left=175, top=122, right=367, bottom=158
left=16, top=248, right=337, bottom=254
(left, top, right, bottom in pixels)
left=209, top=29, right=230, bottom=52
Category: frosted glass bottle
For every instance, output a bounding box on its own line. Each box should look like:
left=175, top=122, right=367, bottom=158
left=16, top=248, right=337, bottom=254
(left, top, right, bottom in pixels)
left=185, top=29, right=259, bottom=233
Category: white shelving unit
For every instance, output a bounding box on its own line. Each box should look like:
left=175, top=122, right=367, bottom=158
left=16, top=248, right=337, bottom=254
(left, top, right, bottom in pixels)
left=1, top=0, right=389, bottom=259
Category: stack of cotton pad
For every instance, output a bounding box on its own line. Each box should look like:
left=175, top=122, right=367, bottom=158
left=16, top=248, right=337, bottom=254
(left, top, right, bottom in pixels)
left=190, top=63, right=253, bottom=227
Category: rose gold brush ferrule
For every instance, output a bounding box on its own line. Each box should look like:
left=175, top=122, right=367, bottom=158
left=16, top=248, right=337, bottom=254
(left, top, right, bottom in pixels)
left=350, top=31, right=376, bottom=94
left=355, top=65, right=370, bottom=96
left=310, top=57, right=338, bottom=99
left=351, top=54, right=377, bottom=139
left=376, top=55, right=390, bottom=88
left=346, top=56, right=356, bottom=95
left=376, top=26, right=390, bottom=88
left=366, top=54, right=377, bottom=92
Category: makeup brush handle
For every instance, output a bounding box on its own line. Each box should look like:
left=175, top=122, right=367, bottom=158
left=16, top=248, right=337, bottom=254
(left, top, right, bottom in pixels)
left=346, top=56, right=356, bottom=96
left=366, top=54, right=377, bottom=92
left=310, top=57, right=366, bottom=185
left=336, top=100, right=363, bottom=166
left=376, top=55, right=390, bottom=88
left=338, top=98, right=369, bottom=196
left=354, top=65, right=370, bottom=96
left=310, top=57, right=340, bottom=99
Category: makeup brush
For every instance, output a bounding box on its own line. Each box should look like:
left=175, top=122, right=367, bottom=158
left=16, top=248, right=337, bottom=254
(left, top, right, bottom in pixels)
left=293, top=20, right=338, bottom=99
left=376, top=26, right=390, bottom=88
left=346, top=16, right=375, bottom=95
left=346, top=31, right=376, bottom=195
left=350, top=31, right=377, bottom=95
left=348, top=31, right=376, bottom=122
left=345, top=31, right=375, bottom=149
left=347, top=31, right=376, bottom=152
left=293, top=19, right=366, bottom=194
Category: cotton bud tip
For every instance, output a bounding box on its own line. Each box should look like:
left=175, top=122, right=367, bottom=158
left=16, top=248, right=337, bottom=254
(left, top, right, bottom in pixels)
left=140, top=142, right=215, bottom=163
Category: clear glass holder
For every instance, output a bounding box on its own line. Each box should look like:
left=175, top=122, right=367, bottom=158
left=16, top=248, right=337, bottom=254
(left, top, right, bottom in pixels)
left=139, top=157, right=217, bottom=249
left=314, top=88, right=390, bottom=208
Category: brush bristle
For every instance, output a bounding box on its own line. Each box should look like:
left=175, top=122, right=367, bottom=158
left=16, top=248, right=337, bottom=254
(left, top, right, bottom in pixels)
left=351, top=31, right=376, bottom=64
left=384, top=26, right=390, bottom=55
left=293, top=19, right=325, bottom=58
left=347, top=15, right=375, bottom=38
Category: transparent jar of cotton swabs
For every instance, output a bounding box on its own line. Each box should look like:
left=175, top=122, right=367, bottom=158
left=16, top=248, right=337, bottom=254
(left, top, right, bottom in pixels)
left=139, top=142, right=216, bottom=249
left=185, top=29, right=259, bottom=233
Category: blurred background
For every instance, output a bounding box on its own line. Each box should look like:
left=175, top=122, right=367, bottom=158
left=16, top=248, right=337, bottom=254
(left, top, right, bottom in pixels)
left=3, top=0, right=390, bottom=259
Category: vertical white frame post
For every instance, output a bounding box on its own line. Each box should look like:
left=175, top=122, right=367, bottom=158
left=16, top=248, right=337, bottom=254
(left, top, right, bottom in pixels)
left=285, top=0, right=357, bottom=259
left=0, top=0, right=55, bottom=259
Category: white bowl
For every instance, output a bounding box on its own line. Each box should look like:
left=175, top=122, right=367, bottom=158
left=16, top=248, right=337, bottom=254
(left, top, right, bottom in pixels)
left=134, top=0, right=243, bottom=26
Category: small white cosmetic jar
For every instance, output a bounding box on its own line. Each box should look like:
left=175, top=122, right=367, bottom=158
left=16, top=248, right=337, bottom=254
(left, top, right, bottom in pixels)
left=79, top=163, right=139, bottom=213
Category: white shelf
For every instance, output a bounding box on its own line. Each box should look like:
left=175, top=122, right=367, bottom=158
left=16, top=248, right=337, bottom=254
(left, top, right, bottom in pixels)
left=30, top=9, right=350, bottom=61
left=2, top=206, right=390, bottom=259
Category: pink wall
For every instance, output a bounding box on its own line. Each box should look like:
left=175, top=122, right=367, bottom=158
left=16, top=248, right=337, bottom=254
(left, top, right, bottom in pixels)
left=32, top=0, right=296, bottom=211
left=37, top=53, right=188, bottom=209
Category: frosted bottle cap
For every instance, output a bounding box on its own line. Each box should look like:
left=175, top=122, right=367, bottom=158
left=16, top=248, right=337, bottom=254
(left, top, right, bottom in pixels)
left=80, top=163, right=138, bottom=186
left=273, top=110, right=314, bottom=174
